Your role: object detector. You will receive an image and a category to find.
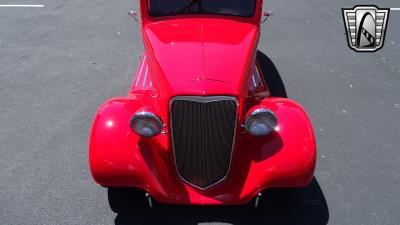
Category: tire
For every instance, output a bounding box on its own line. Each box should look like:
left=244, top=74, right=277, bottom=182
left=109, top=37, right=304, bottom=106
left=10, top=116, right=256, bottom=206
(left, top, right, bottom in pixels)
left=107, top=187, right=152, bottom=213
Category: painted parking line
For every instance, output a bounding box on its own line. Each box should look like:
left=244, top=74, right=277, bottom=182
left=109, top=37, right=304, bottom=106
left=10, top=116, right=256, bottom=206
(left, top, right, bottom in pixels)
left=391, top=8, right=400, bottom=11
left=0, top=5, right=44, bottom=7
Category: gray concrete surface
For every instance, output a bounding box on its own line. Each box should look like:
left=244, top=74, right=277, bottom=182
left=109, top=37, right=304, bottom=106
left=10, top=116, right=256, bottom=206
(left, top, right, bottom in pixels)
left=0, top=0, right=399, bottom=224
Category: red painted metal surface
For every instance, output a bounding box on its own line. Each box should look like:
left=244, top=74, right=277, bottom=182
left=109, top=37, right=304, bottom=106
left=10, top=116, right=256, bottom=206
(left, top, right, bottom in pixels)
left=89, top=0, right=316, bottom=205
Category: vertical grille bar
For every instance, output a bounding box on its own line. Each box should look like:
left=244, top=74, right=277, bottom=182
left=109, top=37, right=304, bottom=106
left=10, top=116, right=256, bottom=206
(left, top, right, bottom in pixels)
left=170, top=96, right=237, bottom=189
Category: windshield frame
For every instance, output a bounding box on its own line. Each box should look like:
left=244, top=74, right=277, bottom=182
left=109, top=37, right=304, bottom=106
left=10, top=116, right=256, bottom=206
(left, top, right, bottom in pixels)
left=147, top=0, right=257, bottom=18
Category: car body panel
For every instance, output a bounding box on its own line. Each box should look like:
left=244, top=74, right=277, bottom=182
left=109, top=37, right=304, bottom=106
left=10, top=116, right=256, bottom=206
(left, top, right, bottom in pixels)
left=89, top=0, right=317, bottom=205
left=89, top=96, right=316, bottom=205
left=142, top=18, right=259, bottom=98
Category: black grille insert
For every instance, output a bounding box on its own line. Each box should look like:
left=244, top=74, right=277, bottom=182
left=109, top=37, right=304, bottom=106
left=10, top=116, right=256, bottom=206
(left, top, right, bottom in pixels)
left=170, top=96, right=237, bottom=189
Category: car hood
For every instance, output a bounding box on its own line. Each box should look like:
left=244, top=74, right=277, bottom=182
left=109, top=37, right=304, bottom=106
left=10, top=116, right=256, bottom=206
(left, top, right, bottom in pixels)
left=143, top=18, right=259, bottom=96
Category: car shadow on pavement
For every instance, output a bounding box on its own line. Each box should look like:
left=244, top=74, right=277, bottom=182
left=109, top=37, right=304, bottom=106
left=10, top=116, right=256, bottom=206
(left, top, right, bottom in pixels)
left=256, top=50, right=288, bottom=98
left=111, top=178, right=329, bottom=225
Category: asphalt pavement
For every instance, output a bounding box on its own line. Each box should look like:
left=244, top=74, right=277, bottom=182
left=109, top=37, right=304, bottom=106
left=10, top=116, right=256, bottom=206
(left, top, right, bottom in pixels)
left=0, top=0, right=399, bottom=224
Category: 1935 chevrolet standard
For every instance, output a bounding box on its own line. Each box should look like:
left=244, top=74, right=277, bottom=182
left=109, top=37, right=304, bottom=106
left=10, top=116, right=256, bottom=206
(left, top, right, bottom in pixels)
left=89, top=0, right=316, bottom=207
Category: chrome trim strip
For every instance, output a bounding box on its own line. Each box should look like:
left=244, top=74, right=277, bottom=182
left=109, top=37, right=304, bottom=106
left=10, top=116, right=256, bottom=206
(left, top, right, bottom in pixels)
left=252, top=74, right=257, bottom=87
left=172, top=96, right=236, bottom=103
left=135, top=55, right=146, bottom=87
left=169, top=96, right=238, bottom=190
left=142, top=65, right=149, bottom=87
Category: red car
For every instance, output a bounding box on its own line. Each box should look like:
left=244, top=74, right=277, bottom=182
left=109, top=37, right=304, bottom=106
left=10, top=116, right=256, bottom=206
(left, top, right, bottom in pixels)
left=89, top=0, right=316, bottom=208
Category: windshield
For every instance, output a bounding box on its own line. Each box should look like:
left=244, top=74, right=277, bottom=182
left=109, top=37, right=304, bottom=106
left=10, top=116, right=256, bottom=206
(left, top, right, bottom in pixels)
left=148, top=0, right=256, bottom=17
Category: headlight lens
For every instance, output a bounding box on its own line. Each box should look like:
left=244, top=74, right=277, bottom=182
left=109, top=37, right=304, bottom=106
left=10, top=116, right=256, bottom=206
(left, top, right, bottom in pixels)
left=130, top=111, right=163, bottom=137
left=245, top=108, right=278, bottom=136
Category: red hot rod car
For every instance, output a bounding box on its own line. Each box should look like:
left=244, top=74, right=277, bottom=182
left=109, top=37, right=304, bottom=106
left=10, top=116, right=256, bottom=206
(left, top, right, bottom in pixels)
left=89, top=0, right=316, bottom=206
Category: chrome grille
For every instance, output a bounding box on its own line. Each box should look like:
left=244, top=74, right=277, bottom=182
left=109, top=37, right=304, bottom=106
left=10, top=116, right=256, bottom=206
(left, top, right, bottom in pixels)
left=170, top=96, right=237, bottom=189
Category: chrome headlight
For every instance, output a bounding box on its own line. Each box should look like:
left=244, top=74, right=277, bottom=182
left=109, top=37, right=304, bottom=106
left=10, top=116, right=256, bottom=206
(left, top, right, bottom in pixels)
left=130, top=111, right=163, bottom=138
left=244, top=108, right=278, bottom=136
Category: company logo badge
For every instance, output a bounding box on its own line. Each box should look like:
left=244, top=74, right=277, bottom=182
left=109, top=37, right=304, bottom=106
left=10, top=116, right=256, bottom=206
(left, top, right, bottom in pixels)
left=342, top=5, right=390, bottom=52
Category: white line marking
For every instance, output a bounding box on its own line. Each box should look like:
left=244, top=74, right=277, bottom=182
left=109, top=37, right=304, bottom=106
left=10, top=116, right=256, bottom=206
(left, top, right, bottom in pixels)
left=0, top=5, right=44, bottom=7
left=391, top=8, right=400, bottom=11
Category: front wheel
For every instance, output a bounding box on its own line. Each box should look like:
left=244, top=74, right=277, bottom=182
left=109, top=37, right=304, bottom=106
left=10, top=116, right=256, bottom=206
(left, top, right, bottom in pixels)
left=107, top=187, right=152, bottom=213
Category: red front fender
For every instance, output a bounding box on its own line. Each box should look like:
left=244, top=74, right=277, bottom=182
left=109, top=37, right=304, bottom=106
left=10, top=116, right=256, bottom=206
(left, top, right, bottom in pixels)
left=89, top=96, right=316, bottom=205
left=89, top=97, right=150, bottom=187
left=237, top=98, right=317, bottom=194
